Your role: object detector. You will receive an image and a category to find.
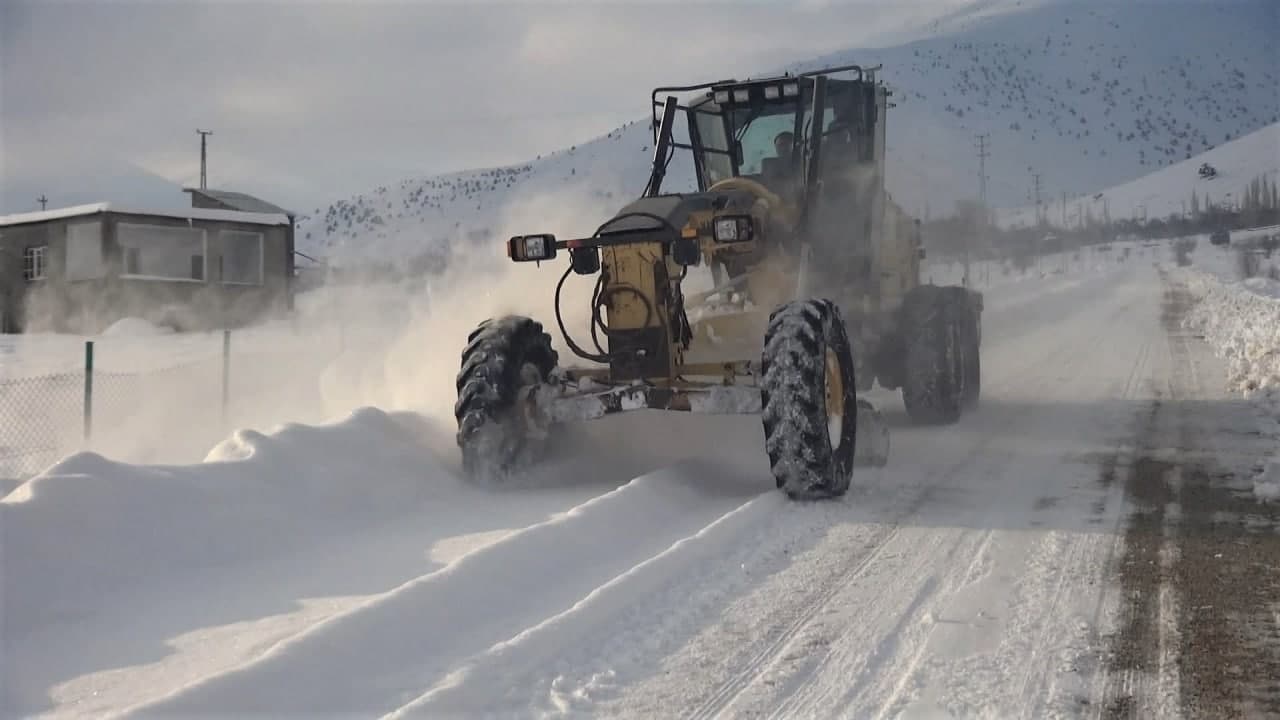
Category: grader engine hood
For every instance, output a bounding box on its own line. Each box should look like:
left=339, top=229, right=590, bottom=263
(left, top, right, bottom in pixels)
left=597, top=191, right=763, bottom=237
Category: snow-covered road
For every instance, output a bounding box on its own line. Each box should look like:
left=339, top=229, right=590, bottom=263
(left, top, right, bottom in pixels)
left=4, top=257, right=1278, bottom=718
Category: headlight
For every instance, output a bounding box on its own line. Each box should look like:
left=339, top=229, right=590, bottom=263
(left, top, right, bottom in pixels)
left=712, top=216, right=754, bottom=244
left=714, top=218, right=739, bottom=242
left=732, top=88, right=750, bottom=103
left=507, top=233, right=558, bottom=262
left=782, top=81, right=800, bottom=97
left=763, top=85, right=781, bottom=100
left=713, top=89, right=731, bottom=105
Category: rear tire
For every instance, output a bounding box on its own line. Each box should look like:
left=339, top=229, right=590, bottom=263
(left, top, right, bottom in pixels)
left=959, top=297, right=981, bottom=410
left=760, top=299, right=857, bottom=500
left=455, top=316, right=558, bottom=482
left=902, top=289, right=962, bottom=425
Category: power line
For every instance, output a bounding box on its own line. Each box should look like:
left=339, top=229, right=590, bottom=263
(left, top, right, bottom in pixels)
left=197, top=129, right=213, bottom=190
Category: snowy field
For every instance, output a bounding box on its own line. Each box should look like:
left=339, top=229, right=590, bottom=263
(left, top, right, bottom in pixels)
left=5, top=243, right=1278, bottom=718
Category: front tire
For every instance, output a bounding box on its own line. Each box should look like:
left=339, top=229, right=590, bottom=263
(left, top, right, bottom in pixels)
left=760, top=299, right=857, bottom=500
left=454, top=316, right=558, bottom=482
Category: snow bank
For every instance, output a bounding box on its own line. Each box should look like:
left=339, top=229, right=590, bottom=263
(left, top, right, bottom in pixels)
left=100, top=316, right=175, bottom=337
left=1179, top=268, right=1280, bottom=502
left=1181, top=270, right=1280, bottom=398
left=0, top=407, right=452, bottom=637
left=1242, top=276, right=1280, bottom=299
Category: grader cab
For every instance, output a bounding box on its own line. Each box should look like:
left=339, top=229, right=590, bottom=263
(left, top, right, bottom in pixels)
left=456, top=64, right=982, bottom=500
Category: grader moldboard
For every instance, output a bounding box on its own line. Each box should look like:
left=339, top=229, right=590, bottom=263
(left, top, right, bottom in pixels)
left=455, top=64, right=983, bottom=500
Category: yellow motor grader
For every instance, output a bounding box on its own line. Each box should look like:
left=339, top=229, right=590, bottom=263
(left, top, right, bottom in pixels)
left=454, top=64, right=982, bottom=499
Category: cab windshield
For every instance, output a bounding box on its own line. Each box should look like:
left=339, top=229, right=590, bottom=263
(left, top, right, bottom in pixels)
left=685, top=79, right=864, bottom=193
left=690, top=98, right=804, bottom=190
left=732, top=107, right=797, bottom=176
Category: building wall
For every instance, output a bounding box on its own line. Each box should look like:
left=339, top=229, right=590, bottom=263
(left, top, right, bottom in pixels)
left=3, top=212, right=292, bottom=333
left=0, top=221, right=64, bottom=332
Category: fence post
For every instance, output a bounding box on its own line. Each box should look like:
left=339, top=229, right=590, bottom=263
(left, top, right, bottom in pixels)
left=83, top=341, right=94, bottom=443
left=221, top=330, right=231, bottom=426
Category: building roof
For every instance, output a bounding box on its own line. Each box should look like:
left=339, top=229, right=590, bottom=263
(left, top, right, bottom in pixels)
left=0, top=202, right=292, bottom=228
left=183, top=188, right=295, bottom=216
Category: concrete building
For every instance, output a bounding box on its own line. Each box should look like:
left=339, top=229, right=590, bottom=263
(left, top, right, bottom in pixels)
left=0, top=203, right=294, bottom=333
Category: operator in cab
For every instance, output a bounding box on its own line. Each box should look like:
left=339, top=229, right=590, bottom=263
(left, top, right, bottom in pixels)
left=761, top=130, right=798, bottom=201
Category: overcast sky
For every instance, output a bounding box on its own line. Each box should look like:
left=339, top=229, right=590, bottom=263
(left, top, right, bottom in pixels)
left=1, top=1, right=968, bottom=213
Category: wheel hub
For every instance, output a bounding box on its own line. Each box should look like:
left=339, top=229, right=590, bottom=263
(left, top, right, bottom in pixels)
left=825, top=347, right=845, bottom=448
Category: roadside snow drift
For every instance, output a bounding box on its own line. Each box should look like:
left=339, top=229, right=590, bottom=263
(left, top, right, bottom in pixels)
left=1181, top=271, right=1280, bottom=397
left=1, top=408, right=449, bottom=645
left=1178, top=268, right=1280, bottom=502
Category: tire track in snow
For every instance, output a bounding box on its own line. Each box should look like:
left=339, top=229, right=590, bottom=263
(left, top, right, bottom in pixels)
left=682, top=369, right=1075, bottom=718
left=385, top=491, right=791, bottom=717
left=685, top=518, right=907, bottom=720
left=853, top=290, right=1154, bottom=719
left=123, top=459, right=762, bottom=719
left=868, top=313, right=1148, bottom=719
left=785, top=528, right=995, bottom=720
left=865, top=530, right=998, bottom=720
left=1009, top=324, right=1157, bottom=718
left=704, top=277, right=1152, bottom=719
left=1008, top=528, right=1107, bottom=717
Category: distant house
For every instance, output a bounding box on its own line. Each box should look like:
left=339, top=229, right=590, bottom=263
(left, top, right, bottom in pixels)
left=0, top=203, right=294, bottom=333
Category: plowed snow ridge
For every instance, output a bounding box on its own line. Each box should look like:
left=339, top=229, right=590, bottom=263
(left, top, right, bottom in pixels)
left=128, top=462, right=762, bottom=717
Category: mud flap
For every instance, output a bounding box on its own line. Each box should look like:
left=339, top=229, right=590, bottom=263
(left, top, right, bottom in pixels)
left=854, top=398, right=890, bottom=468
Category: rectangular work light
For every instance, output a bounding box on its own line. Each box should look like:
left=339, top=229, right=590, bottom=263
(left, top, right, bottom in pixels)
left=508, top=234, right=558, bottom=262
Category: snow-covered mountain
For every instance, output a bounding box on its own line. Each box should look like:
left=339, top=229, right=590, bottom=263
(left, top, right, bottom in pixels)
left=1000, top=121, right=1280, bottom=228
left=297, top=0, right=1278, bottom=266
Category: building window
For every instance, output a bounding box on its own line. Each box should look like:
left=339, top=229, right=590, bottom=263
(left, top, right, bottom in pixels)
left=23, top=246, right=48, bottom=281
left=220, top=230, right=264, bottom=285
left=65, top=221, right=105, bottom=281
left=118, top=223, right=207, bottom=282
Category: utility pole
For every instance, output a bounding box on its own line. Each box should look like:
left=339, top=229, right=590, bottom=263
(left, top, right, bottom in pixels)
left=197, top=129, right=213, bottom=190
left=971, top=133, right=989, bottom=288
left=1032, top=172, right=1043, bottom=226
left=1061, top=192, right=1067, bottom=227
left=37, top=195, right=48, bottom=211
left=1029, top=170, right=1044, bottom=275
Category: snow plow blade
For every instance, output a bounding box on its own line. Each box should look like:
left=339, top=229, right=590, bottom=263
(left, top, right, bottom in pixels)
left=538, top=382, right=889, bottom=468
left=855, top=398, right=890, bottom=468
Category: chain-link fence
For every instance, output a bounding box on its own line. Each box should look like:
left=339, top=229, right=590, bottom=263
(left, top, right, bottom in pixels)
left=0, top=330, right=337, bottom=486
left=0, top=372, right=85, bottom=480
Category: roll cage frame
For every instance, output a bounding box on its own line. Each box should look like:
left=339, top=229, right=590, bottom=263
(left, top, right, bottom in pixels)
left=645, top=63, right=880, bottom=203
